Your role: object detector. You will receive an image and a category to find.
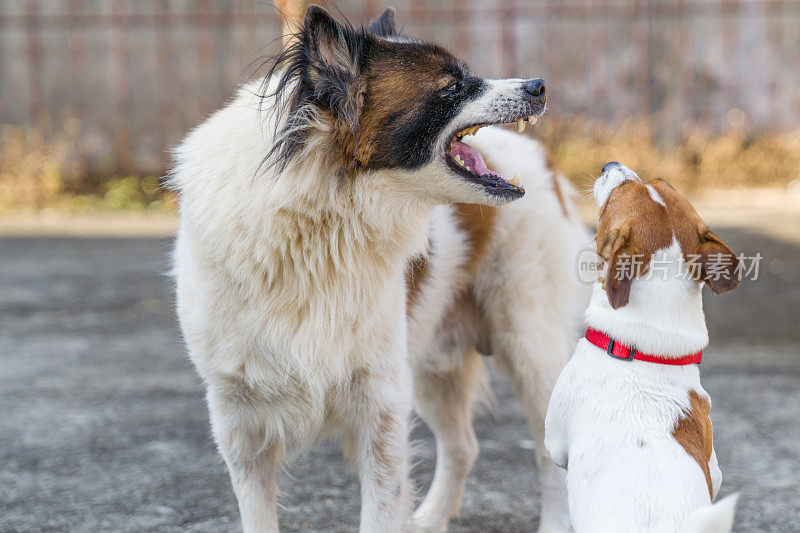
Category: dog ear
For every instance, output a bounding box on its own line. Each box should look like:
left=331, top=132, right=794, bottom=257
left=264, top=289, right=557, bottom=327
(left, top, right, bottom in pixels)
left=696, top=230, right=741, bottom=294
left=366, top=7, right=397, bottom=37
left=302, top=5, right=363, bottom=125
left=600, top=229, right=640, bottom=309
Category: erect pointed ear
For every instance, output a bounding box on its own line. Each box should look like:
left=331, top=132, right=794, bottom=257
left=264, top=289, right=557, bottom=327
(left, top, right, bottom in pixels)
left=366, top=7, right=397, bottom=37
left=301, top=5, right=363, bottom=123
left=697, top=230, right=741, bottom=294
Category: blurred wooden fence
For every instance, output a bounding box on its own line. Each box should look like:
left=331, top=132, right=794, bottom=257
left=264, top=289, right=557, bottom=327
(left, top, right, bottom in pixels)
left=1, top=0, right=799, bottom=175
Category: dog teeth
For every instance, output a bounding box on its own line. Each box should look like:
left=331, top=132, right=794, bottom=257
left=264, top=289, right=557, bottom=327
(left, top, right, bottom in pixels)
left=454, top=154, right=465, bottom=166
left=516, top=118, right=526, bottom=134
left=458, top=125, right=482, bottom=137
left=510, top=174, right=521, bottom=186
left=466, top=166, right=471, bottom=171
left=528, top=115, right=538, bottom=126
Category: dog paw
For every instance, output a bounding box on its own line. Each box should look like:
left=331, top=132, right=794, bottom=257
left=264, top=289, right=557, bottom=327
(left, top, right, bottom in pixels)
left=536, top=505, right=573, bottom=533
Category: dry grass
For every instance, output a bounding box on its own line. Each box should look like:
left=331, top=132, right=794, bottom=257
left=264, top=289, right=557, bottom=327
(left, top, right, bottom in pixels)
left=2, top=117, right=800, bottom=214
left=537, top=119, right=800, bottom=194
left=0, top=119, right=174, bottom=215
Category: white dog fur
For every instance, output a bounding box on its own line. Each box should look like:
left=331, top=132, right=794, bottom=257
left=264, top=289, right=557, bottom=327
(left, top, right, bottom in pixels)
left=172, top=6, right=588, bottom=520
left=172, top=68, right=589, bottom=533
left=545, top=163, right=739, bottom=532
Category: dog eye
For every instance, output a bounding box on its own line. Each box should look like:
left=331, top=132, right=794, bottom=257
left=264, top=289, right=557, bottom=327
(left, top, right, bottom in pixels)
left=444, top=81, right=460, bottom=93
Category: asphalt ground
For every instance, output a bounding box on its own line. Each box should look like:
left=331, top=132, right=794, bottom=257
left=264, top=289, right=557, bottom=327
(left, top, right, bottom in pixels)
left=1, top=221, right=798, bottom=532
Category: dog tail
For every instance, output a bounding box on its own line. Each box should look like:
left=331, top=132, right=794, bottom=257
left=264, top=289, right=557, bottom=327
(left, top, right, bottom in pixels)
left=681, top=493, right=739, bottom=533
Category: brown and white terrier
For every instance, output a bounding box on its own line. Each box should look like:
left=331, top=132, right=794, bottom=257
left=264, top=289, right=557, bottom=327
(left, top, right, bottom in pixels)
left=545, top=162, right=741, bottom=532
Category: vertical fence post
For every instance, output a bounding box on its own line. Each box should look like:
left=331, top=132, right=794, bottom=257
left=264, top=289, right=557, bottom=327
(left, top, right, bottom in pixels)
left=720, top=0, right=739, bottom=134
left=634, top=0, right=653, bottom=131
left=500, top=0, right=517, bottom=77
left=677, top=0, right=691, bottom=139
left=155, top=0, right=171, bottom=172
left=274, top=0, right=309, bottom=47
left=409, top=0, right=425, bottom=36
left=451, top=0, right=467, bottom=59
left=25, top=0, right=42, bottom=120
left=768, top=0, right=784, bottom=131
left=196, top=0, right=211, bottom=118
left=589, top=0, right=608, bottom=122
left=68, top=0, right=86, bottom=124
left=543, top=0, right=556, bottom=118
left=361, top=0, right=378, bottom=24
left=112, top=0, right=132, bottom=174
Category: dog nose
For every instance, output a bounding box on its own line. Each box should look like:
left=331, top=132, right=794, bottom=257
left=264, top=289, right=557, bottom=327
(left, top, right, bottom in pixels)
left=524, top=79, right=546, bottom=102
left=602, top=161, right=620, bottom=173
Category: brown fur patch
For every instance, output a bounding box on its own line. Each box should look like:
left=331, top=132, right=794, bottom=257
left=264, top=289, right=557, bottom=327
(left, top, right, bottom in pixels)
left=435, top=286, right=490, bottom=356
left=356, top=43, right=459, bottom=169
left=375, top=411, right=395, bottom=460
left=672, top=390, right=714, bottom=499
left=596, top=181, right=673, bottom=307
left=372, top=411, right=399, bottom=491
left=650, top=180, right=741, bottom=294
left=546, top=155, right=570, bottom=219
left=650, top=180, right=707, bottom=261
left=452, top=203, right=498, bottom=277
left=217, top=373, right=264, bottom=406
left=597, top=178, right=740, bottom=307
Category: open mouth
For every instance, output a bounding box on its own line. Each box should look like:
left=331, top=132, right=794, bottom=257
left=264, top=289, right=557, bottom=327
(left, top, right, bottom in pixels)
left=444, top=115, right=540, bottom=198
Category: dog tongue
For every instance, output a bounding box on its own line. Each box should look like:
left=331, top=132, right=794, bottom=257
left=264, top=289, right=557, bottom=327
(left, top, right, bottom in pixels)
left=451, top=140, right=494, bottom=176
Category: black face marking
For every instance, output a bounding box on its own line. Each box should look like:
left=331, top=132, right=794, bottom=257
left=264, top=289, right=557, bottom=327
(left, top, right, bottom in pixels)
left=366, top=78, right=487, bottom=169
left=259, top=4, right=541, bottom=201
left=360, top=38, right=488, bottom=170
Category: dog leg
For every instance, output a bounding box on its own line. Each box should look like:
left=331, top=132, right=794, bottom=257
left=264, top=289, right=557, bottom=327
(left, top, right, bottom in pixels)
left=493, top=328, right=573, bottom=533
left=709, top=446, right=722, bottom=500
left=534, top=448, right=571, bottom=533
left=225, top=446, right=281, bottom=533
left=208, top=391, right=281, bottom=533
left=347, top=371, right=413, bottom=533
left=412, top=350, right=482, bottom=532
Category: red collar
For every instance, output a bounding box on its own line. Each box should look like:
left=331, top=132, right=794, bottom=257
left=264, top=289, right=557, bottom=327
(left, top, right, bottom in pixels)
left=584, top=327, right=703, bottom=366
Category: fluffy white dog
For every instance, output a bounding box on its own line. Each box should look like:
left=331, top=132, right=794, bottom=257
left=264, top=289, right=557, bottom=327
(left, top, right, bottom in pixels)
left=171, top=6, right=589, bottom=531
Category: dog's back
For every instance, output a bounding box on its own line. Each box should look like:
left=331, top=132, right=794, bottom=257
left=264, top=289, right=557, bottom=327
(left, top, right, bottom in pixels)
left=549, top=339, right=722, bottom=532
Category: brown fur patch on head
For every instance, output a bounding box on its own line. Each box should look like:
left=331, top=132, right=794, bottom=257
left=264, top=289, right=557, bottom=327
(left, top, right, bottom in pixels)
left=672, top=390, right=714, bottom=500
left=597, top=179, right=741, bottom=308
left=355, top=40, right=467, bottom=170
left=452, top=203, right=498, bottom=277
left=650, top=180, right=742, bottom=294
left=358, top=45, right=453, bottom=165
left=596, top=181, right=673, bottom=308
